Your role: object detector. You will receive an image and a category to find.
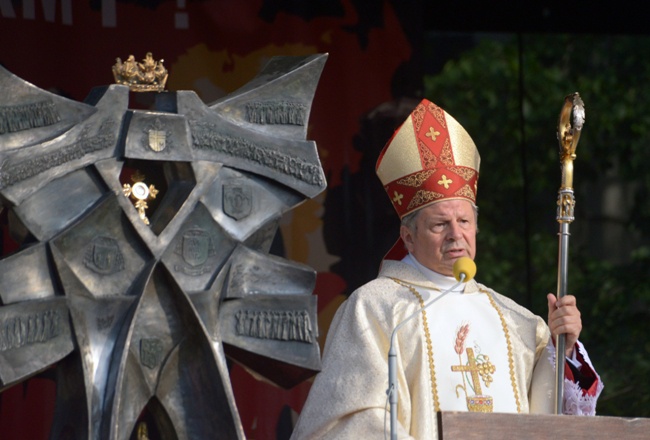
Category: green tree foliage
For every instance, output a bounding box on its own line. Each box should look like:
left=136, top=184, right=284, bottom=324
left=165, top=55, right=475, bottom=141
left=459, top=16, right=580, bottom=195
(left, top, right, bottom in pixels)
left=424, top=34, right=650, bottom=416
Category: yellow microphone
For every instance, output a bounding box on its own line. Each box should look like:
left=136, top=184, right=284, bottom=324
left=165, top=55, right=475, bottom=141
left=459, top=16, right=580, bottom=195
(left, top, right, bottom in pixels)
left=452, top=256, right=477, bottom=282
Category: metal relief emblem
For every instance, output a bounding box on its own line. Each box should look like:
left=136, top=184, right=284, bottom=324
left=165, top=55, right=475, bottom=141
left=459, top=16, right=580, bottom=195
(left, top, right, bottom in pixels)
left=182, top=229, right=209, bottom=266
left=149, top=129, right=166, bottom=152
left=174, top=227, right=216, bottom=276
left=0, top=309, right=62, bottom=352
left=83, top=236, right=124, bottom=275
left=140, top=338, right=163, bottom=369
left=144, top=118, right=170, bottom=152
left=235, top=309, right=314, bottom=343
left=0, top=100, right=60, bottom=134
left=223, top=182, right=252, bottom=220
left=0, top=119, right=118, bottom=191
left=245, top=100, right=306, bottom=125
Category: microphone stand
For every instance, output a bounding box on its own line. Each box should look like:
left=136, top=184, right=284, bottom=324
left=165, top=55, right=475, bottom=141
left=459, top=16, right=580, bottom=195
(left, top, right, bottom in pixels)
left=554, top=93, right=584, bottom=414
left=387, top=273, right=467, bottom=440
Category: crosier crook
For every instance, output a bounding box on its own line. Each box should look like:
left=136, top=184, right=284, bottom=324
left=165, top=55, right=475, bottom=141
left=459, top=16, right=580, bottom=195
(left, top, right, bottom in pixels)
left=555, top=92, right=585, bottom=414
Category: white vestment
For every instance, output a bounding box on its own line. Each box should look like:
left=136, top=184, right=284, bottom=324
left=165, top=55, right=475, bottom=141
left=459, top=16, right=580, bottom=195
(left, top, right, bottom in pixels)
left=291, top=258, right=603, bottom=440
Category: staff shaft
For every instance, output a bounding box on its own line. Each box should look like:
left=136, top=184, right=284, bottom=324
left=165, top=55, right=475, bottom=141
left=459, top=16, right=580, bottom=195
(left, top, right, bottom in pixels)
left=555, top=220, right=571, bottom=413
left=554, top=93, right=583, bottom=414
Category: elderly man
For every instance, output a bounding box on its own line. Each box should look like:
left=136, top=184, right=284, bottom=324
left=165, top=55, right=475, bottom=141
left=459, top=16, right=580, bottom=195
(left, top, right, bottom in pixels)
left=291, top=99, right=602, bottom=439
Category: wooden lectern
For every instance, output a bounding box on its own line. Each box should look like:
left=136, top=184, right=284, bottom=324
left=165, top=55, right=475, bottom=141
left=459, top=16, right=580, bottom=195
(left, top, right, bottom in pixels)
left=437, top=411, right=649, bottom=439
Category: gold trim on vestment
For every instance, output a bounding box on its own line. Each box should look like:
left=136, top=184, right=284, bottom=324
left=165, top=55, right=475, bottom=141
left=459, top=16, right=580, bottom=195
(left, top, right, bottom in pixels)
left=481, top=288, right=522, bottom=413
left=390, top=278, right=441, bottom=412
left=389, top=279, right=521, bottom=414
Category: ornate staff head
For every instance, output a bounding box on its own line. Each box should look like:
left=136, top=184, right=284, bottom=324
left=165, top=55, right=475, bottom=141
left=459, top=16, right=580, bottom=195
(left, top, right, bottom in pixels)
left=557, top=92, right=585, bottom=190
left=556, top=93, right=585, bottom=223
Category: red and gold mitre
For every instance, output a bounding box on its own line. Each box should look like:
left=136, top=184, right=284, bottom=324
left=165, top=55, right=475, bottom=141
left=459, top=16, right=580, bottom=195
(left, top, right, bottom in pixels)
left=376, top=99, right=480, bottom=218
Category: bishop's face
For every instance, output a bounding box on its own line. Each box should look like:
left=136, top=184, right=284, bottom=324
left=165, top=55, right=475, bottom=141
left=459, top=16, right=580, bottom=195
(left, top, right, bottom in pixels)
left=400, top=199, right=477, bottom=276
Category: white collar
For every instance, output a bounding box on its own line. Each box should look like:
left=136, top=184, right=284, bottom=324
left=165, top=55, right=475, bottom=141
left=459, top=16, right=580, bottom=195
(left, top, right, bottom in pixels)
left=402, top=253, right=464, bottom=292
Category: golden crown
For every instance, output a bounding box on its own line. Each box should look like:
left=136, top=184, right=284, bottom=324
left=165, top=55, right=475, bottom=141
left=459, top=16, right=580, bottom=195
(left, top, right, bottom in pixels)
left=112, top=52, right=168, bottom=92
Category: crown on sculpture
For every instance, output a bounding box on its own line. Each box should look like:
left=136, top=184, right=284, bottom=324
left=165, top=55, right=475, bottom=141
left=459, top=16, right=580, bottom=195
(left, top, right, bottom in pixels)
left=376, top=99, right=481, bottom=218
left=112, top=52, right=168, bottom=92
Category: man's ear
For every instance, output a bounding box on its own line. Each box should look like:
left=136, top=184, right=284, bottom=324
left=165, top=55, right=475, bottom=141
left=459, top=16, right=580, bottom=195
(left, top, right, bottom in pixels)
left=400, top=225, right=414, bottom=253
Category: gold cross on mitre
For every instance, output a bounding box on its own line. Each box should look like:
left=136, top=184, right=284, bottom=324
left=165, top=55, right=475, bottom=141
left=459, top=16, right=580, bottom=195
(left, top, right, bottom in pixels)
left=392, top=191, right=404, bottom=205
left=438, top=175, right=453, bottom=189
left=426, top=126, right=440, bottom=141
left=123, top=170, right=159, bottom=225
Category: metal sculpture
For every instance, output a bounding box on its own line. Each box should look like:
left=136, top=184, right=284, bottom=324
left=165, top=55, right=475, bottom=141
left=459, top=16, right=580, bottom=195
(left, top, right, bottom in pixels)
left=0, top=53, right=328, bottom=439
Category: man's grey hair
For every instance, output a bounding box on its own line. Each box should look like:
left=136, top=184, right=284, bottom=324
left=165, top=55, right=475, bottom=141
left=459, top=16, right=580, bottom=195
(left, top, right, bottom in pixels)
left=400, top=202, right=479, bottom=231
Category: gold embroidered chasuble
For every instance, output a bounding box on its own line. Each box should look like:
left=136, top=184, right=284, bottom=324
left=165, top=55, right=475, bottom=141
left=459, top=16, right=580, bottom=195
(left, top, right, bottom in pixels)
left=291, top=260, right=576, bottom=440
left=392, top=254, right=523, bottom=415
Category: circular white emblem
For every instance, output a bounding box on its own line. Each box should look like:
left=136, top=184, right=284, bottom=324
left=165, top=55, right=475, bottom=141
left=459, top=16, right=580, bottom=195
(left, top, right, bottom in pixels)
left=132, top=181, right=150, bottom=200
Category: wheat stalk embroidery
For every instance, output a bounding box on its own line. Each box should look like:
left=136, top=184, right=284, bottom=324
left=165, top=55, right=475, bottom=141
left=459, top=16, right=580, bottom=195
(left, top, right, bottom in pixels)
left=451, top=322, right=497, bottom=412
left=454, top=323, right=470, bottom=397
